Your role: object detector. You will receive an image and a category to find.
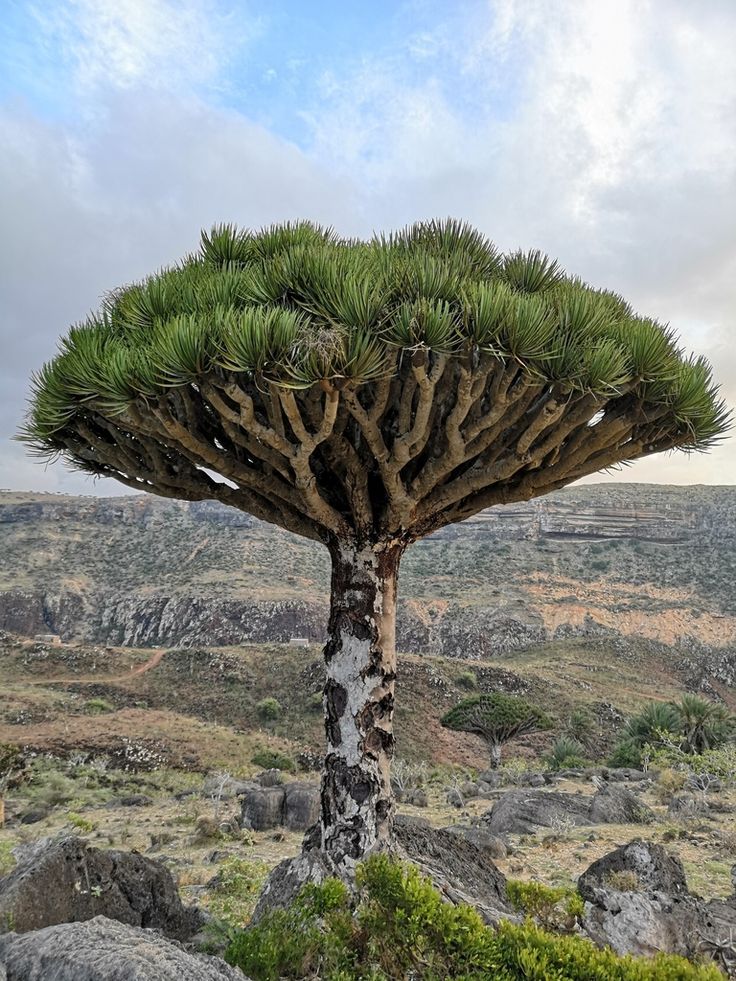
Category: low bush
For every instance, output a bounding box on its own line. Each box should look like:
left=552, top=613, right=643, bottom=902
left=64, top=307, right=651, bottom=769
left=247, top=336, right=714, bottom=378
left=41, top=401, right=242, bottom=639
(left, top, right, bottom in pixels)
left=224, top=855, right=721, bottom=980
left=67, top=811, right=96, bottom=833
left=250, top=749, right=295, bottom=773
left=506, top=878, right=583, bottom=931
left=455, top=670, right=477, bottom=690
left=546, top=735, right=587, bottom=771
left=257, top=697, right=282, bottom=722
left=83, top=697, right=114, bottom=715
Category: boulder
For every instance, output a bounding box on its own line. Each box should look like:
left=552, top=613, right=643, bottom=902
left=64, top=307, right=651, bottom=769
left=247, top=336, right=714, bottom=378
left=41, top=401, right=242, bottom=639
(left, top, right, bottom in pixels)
left=483, top=789, right=591, bottom=837
left=607, top=767, right=647, bottom=782
left=0, top=836, right=202, bottom=939
left=255, top=769, right=284, bottom=788
left=239, top=786, right=285, bottom=831
left=283, top=783, right=320, bottom=832
left=444, top=825, right=508, bottom=859
left=404, top=788, right=428, bottom=808
left=588, top=785, right=654, bottom=825
left=460, top=781, right=478, bottom=798
left=0, top=916, right=246, bottom=980
left=446, top=788, right=464, bottom=808
left=667, top=794, right=708, bottom=817
left=578, top=840, right=711, bottom=960
left=578, top=839, right=689, bottom=900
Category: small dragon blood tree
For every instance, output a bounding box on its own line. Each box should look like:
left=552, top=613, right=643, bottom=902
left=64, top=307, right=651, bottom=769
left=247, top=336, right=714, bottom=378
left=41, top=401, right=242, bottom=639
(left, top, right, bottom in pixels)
left=442, top=693, right=552, bottom=769
left=20, top=220, right=729, bottom=871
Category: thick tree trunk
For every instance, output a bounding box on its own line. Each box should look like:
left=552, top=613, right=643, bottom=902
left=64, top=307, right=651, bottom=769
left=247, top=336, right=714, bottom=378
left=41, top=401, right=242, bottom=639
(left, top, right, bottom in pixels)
left=489, top=741, right=502, bottom=769
left=320, top=537, right=403, bottom=868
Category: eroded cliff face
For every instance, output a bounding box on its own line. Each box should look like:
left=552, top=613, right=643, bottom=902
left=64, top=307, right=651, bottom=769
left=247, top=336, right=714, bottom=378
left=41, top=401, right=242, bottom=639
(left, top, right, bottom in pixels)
left=1, top=485, right=735, bottom=656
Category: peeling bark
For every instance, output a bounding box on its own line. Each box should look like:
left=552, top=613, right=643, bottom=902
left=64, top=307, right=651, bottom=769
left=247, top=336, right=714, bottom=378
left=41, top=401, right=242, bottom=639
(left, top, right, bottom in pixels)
left=320, top=538, right=404, bottom=868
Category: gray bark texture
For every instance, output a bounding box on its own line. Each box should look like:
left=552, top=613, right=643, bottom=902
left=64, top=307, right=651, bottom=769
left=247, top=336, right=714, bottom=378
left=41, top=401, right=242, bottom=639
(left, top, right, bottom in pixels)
left=320, top=539, right=403, bottom=867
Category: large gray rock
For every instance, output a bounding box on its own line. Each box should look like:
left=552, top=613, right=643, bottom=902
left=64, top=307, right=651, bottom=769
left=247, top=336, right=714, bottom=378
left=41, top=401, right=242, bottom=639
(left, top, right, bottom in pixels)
left=283, top=783, right=320, bottom=832
left=578, top=840, right=724, bottom=961
left=0, top=916, right=246, bottom=980
left=239, top=786, right=285, bottom=831
left=484, top=789, right=591, bottom=836
left=588, top=785, right=654, bottom=825
left=578, top=839, right=688, bottom=899
left=443, top=825, right=507, bottom=859
left=484, top=786, right=653, bottom=838
left=0, top=837, right=202, bottom=939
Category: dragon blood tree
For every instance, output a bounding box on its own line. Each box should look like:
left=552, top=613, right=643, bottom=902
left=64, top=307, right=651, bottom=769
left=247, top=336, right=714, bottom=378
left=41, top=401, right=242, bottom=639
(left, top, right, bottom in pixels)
left=441, top=693, right=552, bottom=770
left=21, top=220, right=729, bottom=869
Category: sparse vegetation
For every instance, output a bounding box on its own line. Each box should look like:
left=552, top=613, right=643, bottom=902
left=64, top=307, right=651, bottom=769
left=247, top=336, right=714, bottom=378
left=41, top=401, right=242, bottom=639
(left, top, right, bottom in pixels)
left=256, top=697, right=283, bottom=722
left=224, top=855, right=721, bottom=980
left=251, top=749, right=295, bottom=772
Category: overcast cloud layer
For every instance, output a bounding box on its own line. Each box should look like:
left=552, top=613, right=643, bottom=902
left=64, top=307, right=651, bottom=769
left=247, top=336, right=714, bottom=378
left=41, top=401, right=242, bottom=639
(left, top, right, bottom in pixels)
left=1, top=0, right=734, bottom=495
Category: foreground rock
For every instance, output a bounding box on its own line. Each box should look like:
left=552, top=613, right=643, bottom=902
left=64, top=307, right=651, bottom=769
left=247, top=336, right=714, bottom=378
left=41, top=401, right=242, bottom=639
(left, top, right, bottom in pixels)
left=484, top=784, right=653, bottom=837
left=0, top=836, right=203, bottom=939
left=0, top=916, right=245, bottom=980
left=579, top=839, right=733, bottom=964
left=253, top=815, right=513, bottom=926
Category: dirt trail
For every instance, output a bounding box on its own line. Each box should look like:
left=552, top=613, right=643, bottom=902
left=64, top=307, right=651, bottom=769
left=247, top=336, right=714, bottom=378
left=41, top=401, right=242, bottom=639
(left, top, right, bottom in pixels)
left=26, top=647, right=167, bottom=686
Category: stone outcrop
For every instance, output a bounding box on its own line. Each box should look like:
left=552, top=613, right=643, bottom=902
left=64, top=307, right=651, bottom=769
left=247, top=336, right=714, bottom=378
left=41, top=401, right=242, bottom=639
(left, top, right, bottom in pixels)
left=579, top=840, right=734, bottom=964
left=0, top=916, right=246, bottom=980
left=0, top=836, right=203, bottom=939
left=483, top=785, right=654, bottom=837
left=239, top=781, right=320, bottom=832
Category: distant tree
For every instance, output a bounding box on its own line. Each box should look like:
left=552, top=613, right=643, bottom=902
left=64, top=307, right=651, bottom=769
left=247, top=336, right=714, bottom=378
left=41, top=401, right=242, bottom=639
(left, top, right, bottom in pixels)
left=674, top=694, right=733, bottom=755
left=441, top=693, right=552, bottom=768
left=20, top=219, right=730, bottom=872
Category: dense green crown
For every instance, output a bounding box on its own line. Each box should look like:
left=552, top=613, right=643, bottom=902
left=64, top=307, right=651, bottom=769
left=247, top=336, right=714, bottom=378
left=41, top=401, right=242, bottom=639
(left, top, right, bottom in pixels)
left=19, top=220, right=730, bottom=543
left=24, top=219, right=727, bottom=446
left=441, top=693, right=552, bottom=742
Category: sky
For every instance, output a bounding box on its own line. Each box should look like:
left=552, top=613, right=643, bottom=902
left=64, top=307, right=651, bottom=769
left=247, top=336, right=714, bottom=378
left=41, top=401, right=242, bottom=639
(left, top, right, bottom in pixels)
left=1, top=0, right=734, bottom=496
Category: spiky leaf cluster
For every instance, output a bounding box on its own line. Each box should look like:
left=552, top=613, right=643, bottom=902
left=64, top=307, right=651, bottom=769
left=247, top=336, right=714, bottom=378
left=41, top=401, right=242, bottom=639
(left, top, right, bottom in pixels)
left=20, top=220, right=730, bottom=544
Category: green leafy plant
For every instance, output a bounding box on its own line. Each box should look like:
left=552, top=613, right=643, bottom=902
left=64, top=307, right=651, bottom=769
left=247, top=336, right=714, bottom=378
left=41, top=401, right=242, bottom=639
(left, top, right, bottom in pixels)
left=83, top=697, right=114, bottom=715
left=256, top=697, right=282, bottom=722
left=224, top=855, right=721, bottom=980
left=250, top=749, right=295, bottom=772
left=506, top=879, right=583, bottom=932
left=67, top=811, right=96, bottom=833
left=546, top=735, right=587, bottom=771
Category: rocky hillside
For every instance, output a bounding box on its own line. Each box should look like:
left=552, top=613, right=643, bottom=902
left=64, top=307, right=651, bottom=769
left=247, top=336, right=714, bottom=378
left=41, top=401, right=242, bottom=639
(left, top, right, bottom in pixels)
left=1, top=486, right=735, bottom=658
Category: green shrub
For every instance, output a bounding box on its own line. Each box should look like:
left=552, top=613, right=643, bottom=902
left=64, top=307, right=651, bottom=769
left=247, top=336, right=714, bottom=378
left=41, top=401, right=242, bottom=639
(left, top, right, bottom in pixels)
left=250, top=749, right=295, bottom=773
left=608, top=736, right=643, bottom=768
left=546, top=736, right=587, bottom=771
left=455, top=670, right=477, bottom=690
left=307, top=691, right=324, bottom=713
left=83, top=697, right=114, bottom=715
left=224, top=855, right=721, bottom=980
left=566, top=707, right=594, bottom=746
left=67, top=811, right=96, bottom=833
left=257, top=697, right=282, bottom=722
left=506, top=879, right=582, bottom=931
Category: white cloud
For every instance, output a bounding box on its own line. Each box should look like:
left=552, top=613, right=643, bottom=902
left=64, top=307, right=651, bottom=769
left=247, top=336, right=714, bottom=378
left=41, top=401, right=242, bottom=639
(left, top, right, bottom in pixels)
left=2, top=0, right=734, bottom=493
